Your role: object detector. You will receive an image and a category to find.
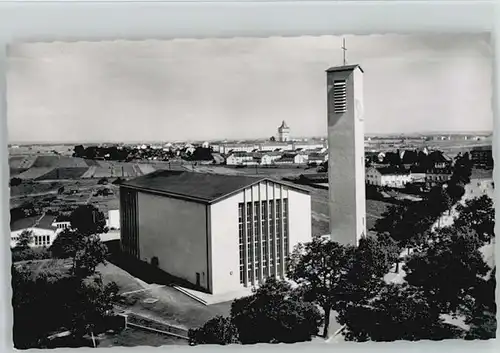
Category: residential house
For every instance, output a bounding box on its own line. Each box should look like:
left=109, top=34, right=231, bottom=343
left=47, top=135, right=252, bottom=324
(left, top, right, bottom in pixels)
left=365, top=166, right=411, bottom=188
left=226, top=152, right=255, bottom=166
left=307, top=152, right=329, bottom=165
left=260, top=151, right=283, bottom=165
left=275, top=153, right=309, bottom=165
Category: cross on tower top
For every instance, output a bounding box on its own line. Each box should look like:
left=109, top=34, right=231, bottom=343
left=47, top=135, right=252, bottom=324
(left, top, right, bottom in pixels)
left=341, top=37, right=347, bottom=66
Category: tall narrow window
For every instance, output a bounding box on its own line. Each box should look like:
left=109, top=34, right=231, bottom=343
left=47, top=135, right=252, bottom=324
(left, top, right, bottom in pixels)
left=253, top=201, right=260, bottom=279
left=238, top=203, right=245, bottom=284
left=261, top=201, right=268, bottom=278
left=276, top=199, right=282, bottom=267
left=283, top=198, right=289, bottom=263
left=268, top=200, right=275, bottom=273
left=246, top=202, right=253, bottom=282
left=333, top=80, right=347, bottom=114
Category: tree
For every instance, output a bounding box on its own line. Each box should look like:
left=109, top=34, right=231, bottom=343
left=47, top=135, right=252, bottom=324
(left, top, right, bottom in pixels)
left=287, top=238, right=354, bottom=337
left=73, top=145, right=85, bottom=158
left=403, top=226, right=489, bottom=314
left=427, top=185, right=453, bottom=215
left=230, top=278, right=322, bottom=344
left=190, top=147, right=214, bottom=161
left=12, top=264, right=119, bottom=349
left=376, top=232, right=401, bottom=269
left=70, top=274, right=119, bottom=345
left=464, top=267, right=496, bottom=340
left=338, top=283, right=465, bottom=342
left=50, top=228, right=83, bottom=259
left=70, top=205, right=107, bottom=236
left=72, top=235, right=109, bottom=278
left=374, top=203, right=433, bottom=255
left=10, top=177, right=22, bottom=187
left=51, top=206, right=109, bottom=278
left=454, top=195, right=495, bottom=244
left=15, top=230, right=34, bottom=250
left=188, top=316, right=239, bottom=345
left=450, top=152, right=473, bottom=186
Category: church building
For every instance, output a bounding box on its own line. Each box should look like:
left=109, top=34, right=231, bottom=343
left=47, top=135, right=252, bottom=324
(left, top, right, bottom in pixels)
left=119, top=170, right=311, bottom=297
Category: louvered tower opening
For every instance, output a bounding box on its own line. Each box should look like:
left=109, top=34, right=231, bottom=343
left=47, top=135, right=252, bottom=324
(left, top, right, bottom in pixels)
left=333, top=80, right=347, bottom=114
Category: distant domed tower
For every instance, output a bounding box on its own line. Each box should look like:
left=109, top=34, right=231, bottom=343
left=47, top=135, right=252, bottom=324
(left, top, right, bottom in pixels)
left=277, top=120, right=290, bottom=142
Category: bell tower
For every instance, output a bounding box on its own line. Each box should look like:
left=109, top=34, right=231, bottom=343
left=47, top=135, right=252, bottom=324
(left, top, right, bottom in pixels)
left=326, top=64, right=366, bottom=246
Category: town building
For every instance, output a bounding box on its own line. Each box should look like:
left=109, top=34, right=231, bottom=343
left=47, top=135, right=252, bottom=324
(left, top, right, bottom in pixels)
left=52, top=215, right=71, bottom=230
left=471, top=145, right=493, bottom=168
left=259, top=142, right=294, bottom=152
left=260, top=151, right=283, bottom=165
left=107, top=209, right=121, bottom=230
left=275, top=153, right=309, bottom=165
left=277, top=120, right=291, bottom=142
left=408, top=167, right=427, bottom=183
left=10, top=215, right=59, bottom=248
left=365, top=167, right=412, bottom=188
left=326, top=64, right=366, bottom=246
left=226, top=152, right=255, bottom=166
left=11, top=210, right=121, bottom=248
left=119, top=170, right=312, bottom=298
left=307, top=151, right=329, bottom=165
left=425, top=168, right=453, bottom=186
left=293, top=143, right=326, bottom=151
left=220, top=144, right=259, bottom=155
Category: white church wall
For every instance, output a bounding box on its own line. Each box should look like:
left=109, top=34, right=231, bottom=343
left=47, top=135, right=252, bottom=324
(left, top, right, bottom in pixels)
left=210, top=192, right=244, bottom=295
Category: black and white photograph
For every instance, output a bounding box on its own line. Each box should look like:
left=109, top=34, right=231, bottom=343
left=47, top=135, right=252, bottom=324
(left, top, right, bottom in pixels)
left=7, top=34, right=495, bottom=348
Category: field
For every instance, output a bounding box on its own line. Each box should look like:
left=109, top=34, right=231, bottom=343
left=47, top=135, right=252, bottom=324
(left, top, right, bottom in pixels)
left=8, top=153, right=164, bottom=214
left=8, top=153, right=168, bottom=182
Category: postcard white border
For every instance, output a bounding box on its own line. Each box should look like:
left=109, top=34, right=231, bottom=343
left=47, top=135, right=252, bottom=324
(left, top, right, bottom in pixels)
left=0, top=0, right=498, bottom=352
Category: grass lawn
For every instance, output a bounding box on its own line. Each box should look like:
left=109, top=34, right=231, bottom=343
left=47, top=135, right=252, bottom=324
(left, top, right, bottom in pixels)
left=366, top=199, right=391, bottom=231
left=98, top=328, right=188, bottom=347
left=98, top=262, right=147, bottom=295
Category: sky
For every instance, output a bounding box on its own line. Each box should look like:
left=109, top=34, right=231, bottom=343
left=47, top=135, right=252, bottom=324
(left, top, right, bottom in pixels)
left=7, top=34, right=493, bottom=144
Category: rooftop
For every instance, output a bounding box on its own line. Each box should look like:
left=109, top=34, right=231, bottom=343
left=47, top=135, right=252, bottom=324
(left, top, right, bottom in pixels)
left=11, top=214, right=58, bottom=232
left=326, top=64, right=364, bottom=73
left=120, top=170, right=309, bottom=204
left=471, top=145, right=492, bottom=151
left=374, top=167, right=409, bottom=176
left=278, top=120, right=290, bottom=130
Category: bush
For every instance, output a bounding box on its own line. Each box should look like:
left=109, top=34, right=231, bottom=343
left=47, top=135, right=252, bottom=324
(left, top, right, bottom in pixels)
left=10, top=177, right=23, bottom=187
left=97, top=178, right=108, bottom=185
left=12, top=247, right=52, bottom=262
left=189, top=316, right=239, bottom=345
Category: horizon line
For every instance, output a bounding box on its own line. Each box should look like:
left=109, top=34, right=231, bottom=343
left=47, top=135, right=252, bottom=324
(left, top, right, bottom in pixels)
left=8, top=130, right=493, bottom=146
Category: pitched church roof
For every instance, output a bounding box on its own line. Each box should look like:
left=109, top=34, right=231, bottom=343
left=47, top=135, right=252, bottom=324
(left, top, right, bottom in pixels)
left=326, top=64, right=364, bottom=73
left=120, top=170, right=309, bottom=204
